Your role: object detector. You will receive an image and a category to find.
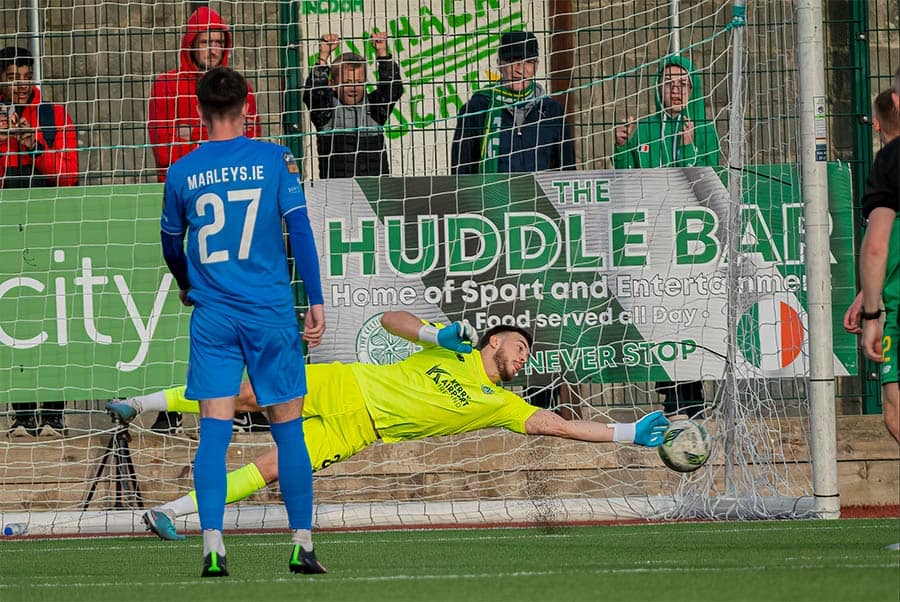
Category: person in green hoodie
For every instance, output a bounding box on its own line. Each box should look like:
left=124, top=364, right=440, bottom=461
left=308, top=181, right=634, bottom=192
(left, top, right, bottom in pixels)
left=613, top=55, right=720, bottom=169
left=613, top=55, right=721, bottom=416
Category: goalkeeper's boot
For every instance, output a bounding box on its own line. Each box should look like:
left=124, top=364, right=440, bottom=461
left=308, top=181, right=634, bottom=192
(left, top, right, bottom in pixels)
left=105, top=400, right=138, bottom=426
left=201, top=552, right=229, bottom=577
left=142, top=509, right=186, bottom=541
left=288, top=545, right=327, bottom=574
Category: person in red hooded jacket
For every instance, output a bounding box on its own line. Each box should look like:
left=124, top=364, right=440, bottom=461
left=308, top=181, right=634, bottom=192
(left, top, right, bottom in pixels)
left=147, top=6, right=262, bottom=183
left=1, top=47, right=77, bottom=438
left=0, top=100, right=30, bottom=185
left=0, top=46, right=79, bottom=188
left=146, top=7, right=265, bottom=435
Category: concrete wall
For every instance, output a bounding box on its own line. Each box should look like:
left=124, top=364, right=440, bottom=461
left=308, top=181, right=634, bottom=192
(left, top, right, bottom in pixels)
left=0, top=414, right=896, bottom=514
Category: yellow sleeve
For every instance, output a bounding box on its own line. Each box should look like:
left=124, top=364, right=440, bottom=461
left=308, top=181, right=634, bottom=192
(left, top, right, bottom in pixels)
left=490, top=391, right=541, bottom=435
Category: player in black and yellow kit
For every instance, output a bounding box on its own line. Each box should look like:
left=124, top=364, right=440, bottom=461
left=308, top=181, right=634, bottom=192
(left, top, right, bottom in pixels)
left=108, top=311, right=670, bottom=541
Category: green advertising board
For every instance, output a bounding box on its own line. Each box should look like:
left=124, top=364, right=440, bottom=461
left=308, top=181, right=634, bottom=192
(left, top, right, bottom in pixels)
left=0, top=166, right=856, bottom=402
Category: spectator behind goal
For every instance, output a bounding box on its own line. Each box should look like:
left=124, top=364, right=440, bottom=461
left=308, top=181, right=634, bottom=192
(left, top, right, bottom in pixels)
left=1, top=45, right=77, bottom=438
left=302, top=31, right=403, bottom=179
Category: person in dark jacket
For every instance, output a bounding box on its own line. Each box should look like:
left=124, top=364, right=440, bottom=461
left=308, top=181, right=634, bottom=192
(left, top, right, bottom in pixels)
left=303, top=31, right=403, bottom=179
left=451, top=30, right=575, bottom=174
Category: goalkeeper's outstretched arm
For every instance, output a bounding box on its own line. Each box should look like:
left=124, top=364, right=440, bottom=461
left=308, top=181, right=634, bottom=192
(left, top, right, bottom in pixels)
left=525, top=409, right=670, bottom=447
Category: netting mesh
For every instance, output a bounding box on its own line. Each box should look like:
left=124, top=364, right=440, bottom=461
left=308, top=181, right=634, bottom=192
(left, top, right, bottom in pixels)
left=0, top=1, right=893, bottom=534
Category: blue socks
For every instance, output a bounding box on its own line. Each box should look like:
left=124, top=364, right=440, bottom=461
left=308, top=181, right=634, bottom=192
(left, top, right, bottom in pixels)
left=269, top=416, right=313, bottom=530
left=194, top=417, right=233, bottom=531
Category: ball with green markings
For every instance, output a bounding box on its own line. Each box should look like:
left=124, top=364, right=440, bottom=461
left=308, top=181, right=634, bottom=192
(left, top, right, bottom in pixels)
left=658, top=419, right=710, bottom=472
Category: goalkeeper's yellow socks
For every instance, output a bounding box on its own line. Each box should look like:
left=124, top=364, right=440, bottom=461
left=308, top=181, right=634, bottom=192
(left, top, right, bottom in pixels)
left=186, top=461, right=268, bottom=512
left=165, top=386, right=201, bottom=414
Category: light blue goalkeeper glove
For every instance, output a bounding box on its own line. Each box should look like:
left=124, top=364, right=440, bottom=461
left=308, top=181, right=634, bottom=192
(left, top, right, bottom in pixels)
left=633, top=410, right=670, bottom=447
left=420, top=321, right=477, bottom=353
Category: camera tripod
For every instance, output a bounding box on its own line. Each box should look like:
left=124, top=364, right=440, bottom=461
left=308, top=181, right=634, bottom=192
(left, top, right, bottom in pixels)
left=82, top=424, right=143, bottom=510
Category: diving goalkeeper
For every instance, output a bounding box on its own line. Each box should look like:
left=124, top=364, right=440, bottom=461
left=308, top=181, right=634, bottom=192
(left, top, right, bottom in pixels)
left=106, top=310, right=670, bottom=541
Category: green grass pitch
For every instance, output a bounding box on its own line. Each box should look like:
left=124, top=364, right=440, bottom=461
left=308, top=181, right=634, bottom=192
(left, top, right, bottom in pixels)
left=1, top=519, right=898, bottom=602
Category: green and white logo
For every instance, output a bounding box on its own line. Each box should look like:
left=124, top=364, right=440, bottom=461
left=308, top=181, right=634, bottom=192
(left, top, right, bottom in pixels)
left=355, top=312, right=420, bottom=365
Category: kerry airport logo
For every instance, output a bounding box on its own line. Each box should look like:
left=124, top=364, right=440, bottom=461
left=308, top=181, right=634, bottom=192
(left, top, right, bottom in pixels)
left=355, top=313, right=420, bottom=365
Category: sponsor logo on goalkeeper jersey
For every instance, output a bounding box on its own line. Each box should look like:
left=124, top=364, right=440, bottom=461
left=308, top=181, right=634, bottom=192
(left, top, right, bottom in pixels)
left=425, top=364, right=471, bottom=407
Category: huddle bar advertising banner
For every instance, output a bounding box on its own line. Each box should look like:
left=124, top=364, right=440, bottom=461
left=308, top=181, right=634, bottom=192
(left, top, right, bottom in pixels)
left=0, top=167, right=856, bottom=403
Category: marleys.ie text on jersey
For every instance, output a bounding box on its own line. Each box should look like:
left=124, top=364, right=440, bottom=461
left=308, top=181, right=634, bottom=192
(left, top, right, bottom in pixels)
left=186, top=164, right=265, bottom=190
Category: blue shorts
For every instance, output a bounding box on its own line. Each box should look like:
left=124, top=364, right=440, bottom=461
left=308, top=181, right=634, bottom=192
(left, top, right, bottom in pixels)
left=185, top=308, right=307, bottom=406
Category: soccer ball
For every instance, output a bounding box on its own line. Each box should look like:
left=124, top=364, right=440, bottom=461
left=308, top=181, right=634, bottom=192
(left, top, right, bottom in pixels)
left=658, top=419, right=710, bottom=472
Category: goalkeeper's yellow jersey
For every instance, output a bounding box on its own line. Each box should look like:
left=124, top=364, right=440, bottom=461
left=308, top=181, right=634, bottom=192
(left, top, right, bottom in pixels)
left=349, top=344, right=540, bottom=443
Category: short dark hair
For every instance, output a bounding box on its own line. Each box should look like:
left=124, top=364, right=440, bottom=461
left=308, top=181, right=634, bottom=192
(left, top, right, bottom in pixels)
left=874, top=89, right=900, bottom=135
left=196, top=66, right=247, bottom=120
left=0, top=46, right=34, bottom=72
left=479, top=324, right=533, bottom=351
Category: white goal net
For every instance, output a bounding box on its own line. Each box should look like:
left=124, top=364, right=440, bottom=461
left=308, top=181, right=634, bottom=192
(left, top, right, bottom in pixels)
left=0, top=0, right=865, bottom=535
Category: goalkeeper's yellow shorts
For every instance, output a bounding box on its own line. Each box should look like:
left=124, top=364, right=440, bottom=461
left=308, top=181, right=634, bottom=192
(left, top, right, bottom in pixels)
left=303, top=362, right=379, bottom=471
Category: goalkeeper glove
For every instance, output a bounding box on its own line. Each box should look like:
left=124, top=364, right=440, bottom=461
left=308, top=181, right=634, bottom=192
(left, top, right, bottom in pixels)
left=611, top=410, right=670, bottom=447
left=419, top=321, right=477, bottom=353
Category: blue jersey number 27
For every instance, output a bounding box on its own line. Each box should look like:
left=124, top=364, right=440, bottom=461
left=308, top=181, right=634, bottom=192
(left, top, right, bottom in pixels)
left=196, top=188, right=262, bottom=264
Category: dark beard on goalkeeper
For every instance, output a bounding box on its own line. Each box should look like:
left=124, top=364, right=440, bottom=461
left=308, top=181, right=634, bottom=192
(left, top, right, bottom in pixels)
left=492, top=345, right=525, bottom=383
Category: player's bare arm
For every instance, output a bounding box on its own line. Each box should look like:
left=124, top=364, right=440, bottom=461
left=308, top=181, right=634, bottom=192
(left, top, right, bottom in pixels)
left=859, top=207, right=895, bottom=362
left=525, top=408, right=669, bottom=446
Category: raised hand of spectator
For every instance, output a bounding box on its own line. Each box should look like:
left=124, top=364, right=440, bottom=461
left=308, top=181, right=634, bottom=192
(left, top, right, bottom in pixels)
left=615, top=115, right=635, bottom=147
left=370, top=31, right=389, bottom=58
left=11, top=112, right=37, bottom=151
left=682, top=118, right=695, bottom=145
left=318, top=33, right=341, bottom=64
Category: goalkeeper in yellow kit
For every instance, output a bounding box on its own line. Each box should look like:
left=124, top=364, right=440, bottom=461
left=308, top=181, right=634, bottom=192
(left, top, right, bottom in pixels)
left=107, top=311, right=670, bottom=541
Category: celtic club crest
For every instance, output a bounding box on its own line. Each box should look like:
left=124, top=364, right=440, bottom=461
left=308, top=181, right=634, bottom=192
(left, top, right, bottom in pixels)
left=355, top=313, right=421, bottom=365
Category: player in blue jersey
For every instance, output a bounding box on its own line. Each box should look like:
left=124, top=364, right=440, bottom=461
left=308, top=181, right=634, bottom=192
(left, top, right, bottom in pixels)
left=160, top=66, right=326, bottom=577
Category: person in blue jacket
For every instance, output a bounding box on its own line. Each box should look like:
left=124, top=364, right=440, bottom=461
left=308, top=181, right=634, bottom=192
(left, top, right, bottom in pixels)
left=451, top=30, right=575, bottom=174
